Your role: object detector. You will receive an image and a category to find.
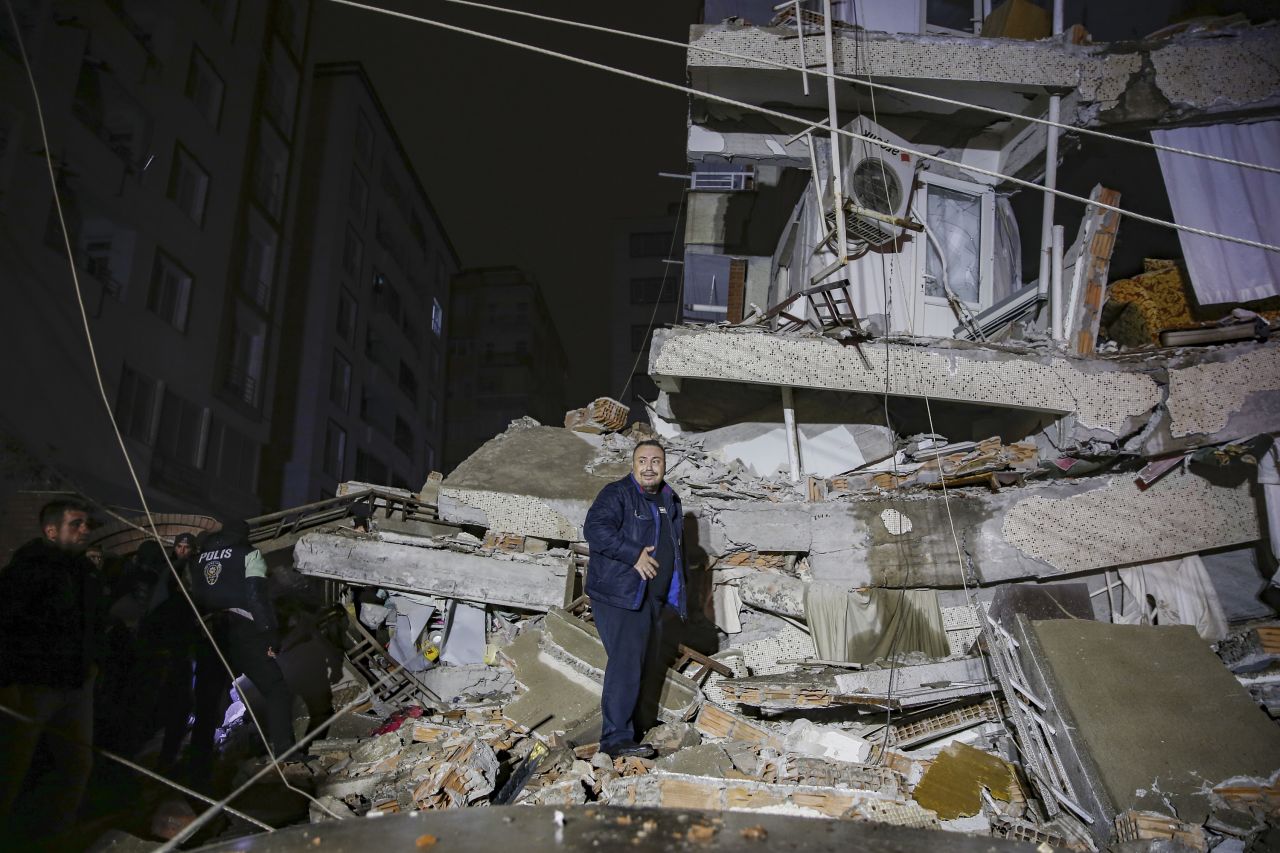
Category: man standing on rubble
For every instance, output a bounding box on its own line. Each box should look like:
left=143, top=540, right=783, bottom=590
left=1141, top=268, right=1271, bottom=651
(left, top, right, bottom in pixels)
left=584, top=439, right=686, bottom=759
left=188, top=520, right=295, bottom=783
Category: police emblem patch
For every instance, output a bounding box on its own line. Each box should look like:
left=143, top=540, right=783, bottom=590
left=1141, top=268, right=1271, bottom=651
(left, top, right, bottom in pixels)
left=204, top=561, right=223, bottom=585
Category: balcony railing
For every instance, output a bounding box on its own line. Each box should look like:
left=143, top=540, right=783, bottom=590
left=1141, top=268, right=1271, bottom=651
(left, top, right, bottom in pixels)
left=224, top=367, right=260, bottom=408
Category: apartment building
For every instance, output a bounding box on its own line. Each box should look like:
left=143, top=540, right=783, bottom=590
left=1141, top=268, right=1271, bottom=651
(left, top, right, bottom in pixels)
left=445, top=267, right=568, bottom=472
left=0, top=0, right=312, bottom=519
left=264, top=62, right=459, bottom=507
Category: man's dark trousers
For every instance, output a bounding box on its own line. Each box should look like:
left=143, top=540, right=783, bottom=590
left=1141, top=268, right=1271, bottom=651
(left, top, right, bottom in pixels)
left=592, top=595, right=664, bottom=749
left=190, top=613, right=294, bottom=781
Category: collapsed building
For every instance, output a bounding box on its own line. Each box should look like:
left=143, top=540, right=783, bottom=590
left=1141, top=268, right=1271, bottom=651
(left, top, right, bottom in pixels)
left=170, top=4, right=1280, bottom=851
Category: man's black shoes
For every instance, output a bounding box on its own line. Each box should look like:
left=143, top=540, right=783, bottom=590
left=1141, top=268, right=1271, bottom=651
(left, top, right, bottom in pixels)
left=602, top=741, right=656, bottom=759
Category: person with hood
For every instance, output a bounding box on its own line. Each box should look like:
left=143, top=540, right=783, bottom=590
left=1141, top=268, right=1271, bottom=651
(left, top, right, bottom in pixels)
left=188, top=520, right=295, bottom=782
left=0, top=499, right=102, bottom=838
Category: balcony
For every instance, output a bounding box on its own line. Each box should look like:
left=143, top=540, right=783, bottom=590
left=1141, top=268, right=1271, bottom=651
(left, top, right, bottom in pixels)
left=149, top=453, right=208, bottom=501
left=224, top=367, right=260, bottom=409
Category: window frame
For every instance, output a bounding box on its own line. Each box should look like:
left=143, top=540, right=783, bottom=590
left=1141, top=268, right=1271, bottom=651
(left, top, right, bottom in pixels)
left=168, top=143, right=210, bottom=226
left=184, top=46, right=224, bottom=129
left=147, top=249, right=194, bottom=332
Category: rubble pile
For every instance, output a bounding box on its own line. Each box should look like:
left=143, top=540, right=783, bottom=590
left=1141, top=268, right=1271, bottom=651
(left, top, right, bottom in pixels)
left=277, top=363, right=1280, bottom=849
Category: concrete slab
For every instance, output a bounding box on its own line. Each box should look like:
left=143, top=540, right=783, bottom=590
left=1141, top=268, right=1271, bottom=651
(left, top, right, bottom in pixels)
left=439, top=424, right=630, bottom=540
left=1028, top=620, right=1280, bottom=831
left=650, top=328, right=1160, bottom=443
left=194, top=804, right=1043, bottom=852
left=293, top=531, right=575, bottom=611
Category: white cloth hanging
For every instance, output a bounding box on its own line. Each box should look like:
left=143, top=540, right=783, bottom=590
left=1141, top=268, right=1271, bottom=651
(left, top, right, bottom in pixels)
left=1152, top=120, right=1280, bottom=305
left=1115, top=555, right=1229, bottom=641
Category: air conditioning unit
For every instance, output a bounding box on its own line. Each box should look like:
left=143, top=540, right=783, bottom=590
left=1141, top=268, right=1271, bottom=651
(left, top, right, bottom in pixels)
left=827, top=116, right=920, bottom=249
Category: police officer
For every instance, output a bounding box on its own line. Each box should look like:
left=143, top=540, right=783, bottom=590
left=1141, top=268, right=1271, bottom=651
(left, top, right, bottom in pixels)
left=188, top=520, right=294, bottom=782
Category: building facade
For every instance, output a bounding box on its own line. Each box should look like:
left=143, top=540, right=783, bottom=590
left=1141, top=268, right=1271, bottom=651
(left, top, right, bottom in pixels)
left=445, top=267, right=568, bottom=472
left=264, top=62, right=458, bottom=507
left=609, top=207, right=683, bottom=422
left=0, top=0, right=313, bottom=520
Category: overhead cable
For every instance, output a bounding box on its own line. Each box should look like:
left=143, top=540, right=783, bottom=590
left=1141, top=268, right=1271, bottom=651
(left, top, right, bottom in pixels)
left=326, top=0, right=1280, bottom=255
left=0, top=702, right=275, bottom=833
left=2, top=0, right=342, bottom=821
left=435, top=0, right=1280, bottom=177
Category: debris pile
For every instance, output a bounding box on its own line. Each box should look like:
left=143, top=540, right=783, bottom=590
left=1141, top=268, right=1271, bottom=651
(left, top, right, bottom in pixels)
left=278, top=346, right=1280, bottom=849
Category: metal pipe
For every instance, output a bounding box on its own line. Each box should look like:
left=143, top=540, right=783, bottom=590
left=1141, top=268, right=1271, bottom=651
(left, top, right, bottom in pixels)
left=781, top=386, right=801, bottom=482
left=795, top=0, right=809, bottom=96
left=1051, top=224, right=1065, bottom=341
left=821, top=0, right=848, bottom=267
left=1036, top=0, right=1065, bottom=312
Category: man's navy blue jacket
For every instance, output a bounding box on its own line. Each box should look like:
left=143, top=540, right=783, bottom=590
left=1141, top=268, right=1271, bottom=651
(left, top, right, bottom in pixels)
left=584, top=475, right=686, bottom=619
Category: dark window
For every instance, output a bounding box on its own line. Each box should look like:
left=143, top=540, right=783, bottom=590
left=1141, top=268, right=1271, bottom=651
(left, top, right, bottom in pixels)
left=394, top=416, right=413, bottom=455
left=398, top=361, right=418, bottom=402
left=200, top=0, right=237, bottom=34
left=323, top=421, right=346, bottom=479
left=168, top=144, right=209, bottom=224
left=347, top=167, right=367, bottom=220
left=355, top=448, right=387, bottom=484
left=115, top=364, right=155, bottom=443
left=185, top=47, right=224, bottom=127
left=354, top=110, right=374, bottom=163
left=148, top=251, right=193, bottom=331
left=225, top=300, right=266, bottom=408
left=330, top=352, right=351, bottom=410
left=629, top=232, right=673, bottom=258
left=207, top=418, right=258, bottom=488
left=337, top=287, right=358, bottom=344
left=426, top=394, right=438, bottom=429
left=431, top=298, right=443, bottom=337
left=342, top=224, right=363, bottom=278
left=630, top=277, right=675, bottom=304
left=630, top=324, right=652, bottom=353
left=155, top=389, right=203, bottom=466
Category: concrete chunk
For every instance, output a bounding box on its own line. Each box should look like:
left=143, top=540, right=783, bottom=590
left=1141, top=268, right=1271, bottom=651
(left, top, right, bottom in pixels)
left=293, top=531, right=574, bottom=611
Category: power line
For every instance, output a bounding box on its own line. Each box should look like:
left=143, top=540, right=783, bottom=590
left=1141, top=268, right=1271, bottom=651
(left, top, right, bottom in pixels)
left=0, top=702, right=275, bottom=833
left=2, top=0, right=341, bottom=822
left=326, top=0, right=1280, bottom=255
left=435, top=0, right=1280, bottom=177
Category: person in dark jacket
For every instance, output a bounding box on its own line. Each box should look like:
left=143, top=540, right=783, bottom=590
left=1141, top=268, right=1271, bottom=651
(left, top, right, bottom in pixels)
left=0, top=499, right=102, bottom=838
left=188, top=520, right=295, bottom=783
left=583, top=439, right=686, bottom=759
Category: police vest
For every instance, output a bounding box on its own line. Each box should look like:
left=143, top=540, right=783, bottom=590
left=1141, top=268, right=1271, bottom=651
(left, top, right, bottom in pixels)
left=191, top=542, right=252, bottom=613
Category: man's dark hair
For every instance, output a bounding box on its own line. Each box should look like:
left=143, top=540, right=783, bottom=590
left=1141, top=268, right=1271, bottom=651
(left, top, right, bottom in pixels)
left=39, top=499, right=89, bottom=532
left=632, top=439, right=665, bottom=458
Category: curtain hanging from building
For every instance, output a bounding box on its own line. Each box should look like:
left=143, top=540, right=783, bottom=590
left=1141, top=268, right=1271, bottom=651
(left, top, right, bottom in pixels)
left=1152, top=120, right=1280, bottom=305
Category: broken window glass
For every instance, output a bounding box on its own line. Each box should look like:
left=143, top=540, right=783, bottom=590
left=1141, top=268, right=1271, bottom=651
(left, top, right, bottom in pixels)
left=924, top=184, right=981, bottom=304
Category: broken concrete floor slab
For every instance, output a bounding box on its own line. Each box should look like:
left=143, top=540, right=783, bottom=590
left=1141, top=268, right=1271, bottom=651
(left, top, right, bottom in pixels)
left=650, top=328, right=1161, bottom=443
left=293, top=531, right=575, bottom=611
left=502, top=609, right=702, bottom=736
left=1020, top=619, right=1280, bottom=845
left=439, top=423, right=629, bottom=540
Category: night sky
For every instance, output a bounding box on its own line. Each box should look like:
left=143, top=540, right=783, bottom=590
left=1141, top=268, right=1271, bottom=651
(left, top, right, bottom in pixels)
left=313, top=0, right=701, bottom=404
